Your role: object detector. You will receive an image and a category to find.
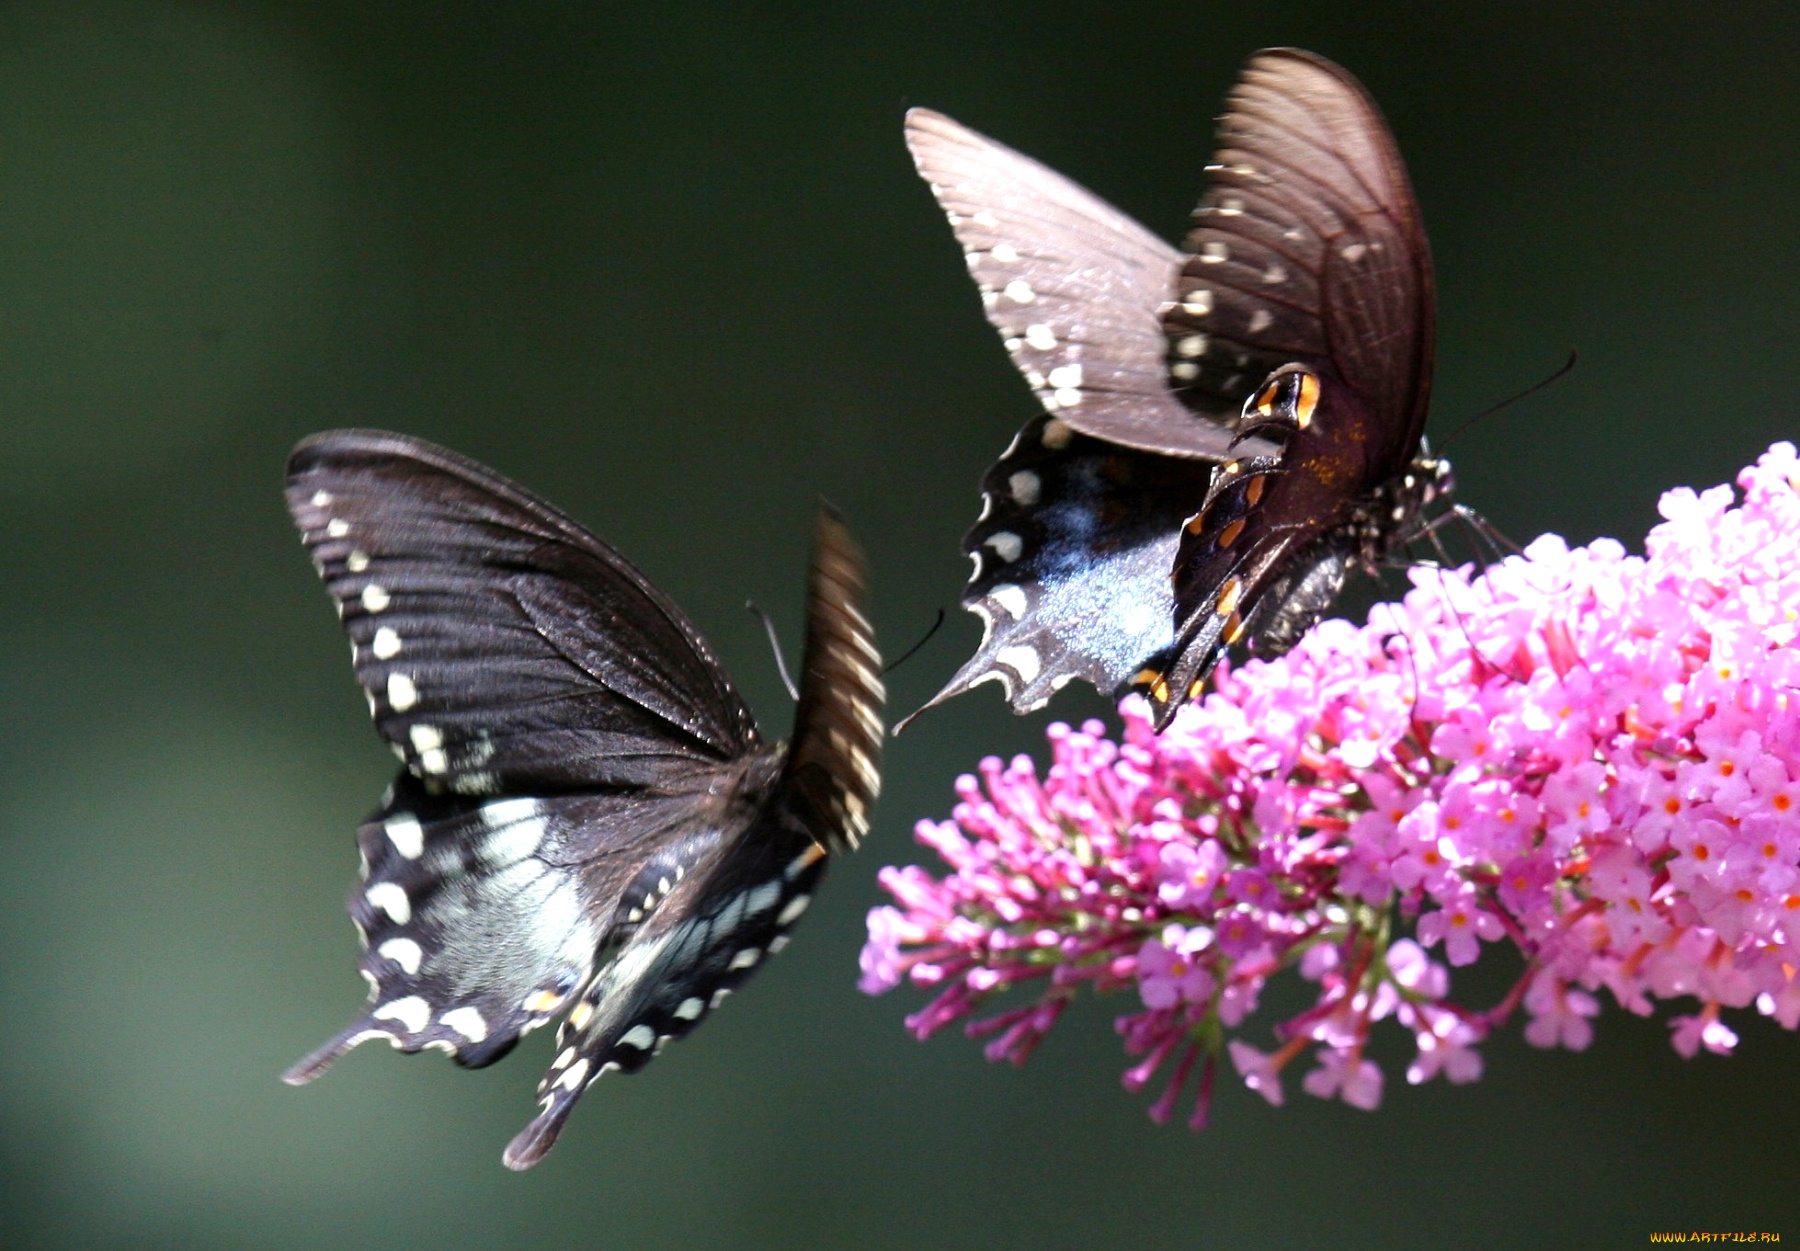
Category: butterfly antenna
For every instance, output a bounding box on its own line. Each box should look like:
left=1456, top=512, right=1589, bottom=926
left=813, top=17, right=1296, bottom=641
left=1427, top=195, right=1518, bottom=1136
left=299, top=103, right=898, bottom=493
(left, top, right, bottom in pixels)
left=1440, top=350, right=1578, bottom=450
left=883, top=608, right=946, bottom=676
left=745, top=601, right=800, bottom=702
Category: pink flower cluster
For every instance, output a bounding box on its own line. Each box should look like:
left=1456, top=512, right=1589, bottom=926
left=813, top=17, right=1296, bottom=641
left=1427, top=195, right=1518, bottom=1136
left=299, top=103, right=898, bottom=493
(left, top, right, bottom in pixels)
left=862, top=444, right=1800, bottom=1126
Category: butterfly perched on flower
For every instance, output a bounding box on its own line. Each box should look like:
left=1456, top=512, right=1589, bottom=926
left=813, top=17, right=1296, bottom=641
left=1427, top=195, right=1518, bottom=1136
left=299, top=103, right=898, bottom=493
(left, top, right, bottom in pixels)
left=281, top=431, right=883, bottom=1169
left=901, top=48, right=1449, bottom=731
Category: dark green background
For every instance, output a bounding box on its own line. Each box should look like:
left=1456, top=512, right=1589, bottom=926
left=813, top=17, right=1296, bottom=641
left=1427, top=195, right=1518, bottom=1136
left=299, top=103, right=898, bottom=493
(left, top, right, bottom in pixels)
left=3, top=3, right=1796, bottom=1247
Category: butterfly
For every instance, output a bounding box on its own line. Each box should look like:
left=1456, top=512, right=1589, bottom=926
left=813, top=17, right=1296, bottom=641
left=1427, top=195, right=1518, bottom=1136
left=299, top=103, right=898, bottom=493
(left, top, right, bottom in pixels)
left=280, top=431, right=884, bottom=1169
left=901, top=47, right=1448, bottom=732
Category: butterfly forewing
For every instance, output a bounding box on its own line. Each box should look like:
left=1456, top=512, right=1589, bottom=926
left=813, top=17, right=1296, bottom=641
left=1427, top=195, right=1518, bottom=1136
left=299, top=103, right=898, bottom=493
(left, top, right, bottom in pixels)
left=285, top=433, right=882, bottom=1168
left=777, top=506, right=884, bottom=851
left=286, top=431, right=758, bottom=794
left=905, top=108, right=1268, bottom=461
left=1166, top=49, right=1435, bottom=466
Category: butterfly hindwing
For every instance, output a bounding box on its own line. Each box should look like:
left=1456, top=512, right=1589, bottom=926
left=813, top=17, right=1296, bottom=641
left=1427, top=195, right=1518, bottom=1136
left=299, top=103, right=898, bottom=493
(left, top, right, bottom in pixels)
left=900, top=414, right=1214, bottom=722
left=504, top=825, right=829, bottom=1169
left=286, top=431, right=758, bottom=795
left=284, top=775, right=743, bottom=1082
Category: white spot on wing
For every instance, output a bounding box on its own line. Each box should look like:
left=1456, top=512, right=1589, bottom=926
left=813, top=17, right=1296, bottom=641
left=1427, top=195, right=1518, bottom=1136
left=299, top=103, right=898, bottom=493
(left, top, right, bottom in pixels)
left=377, top=937, right=423, bottom=974
left=387, top=672, right=417, bottom=711
left=326, top=518, right=350, bottom=538
left=674, top=997, right=704, bottom=1021
left=1199, top=241, right=1229, bottom=264
left=482, top=797, right=539, bottom=827
left=365, top=882, right=412, bottom=924
left=985, top=531, right=1023, bottom=563
left=557, top=1058, right=589, bottom=1090
left=745, top=881, right=782, bottom=916
left=1023, top=323, right=1056, bottom=351
left=440, top=1006, right=489, bottom=1043
left=408, top=724, right=442, bottom=753
left=310, top=490, right=333, bottom=508
left=996, top=645, right=1041, bottom=684
left=1182, top=288, right=1213, bottom=316
left=1008, top=470, right=1040, bottom=506
left=619, top=1024, right=656, bottom=1050
left=346, top=550, right=369, bottom=573
left=777, top=894, right=811, bottom=925
left=361, top=584, right=390, bottom=613
left=485, top=816, right=546, bottom=864
left=989, top=583, right=1028, bottom=620
left=729, top=948, right=762, bottom=971
left=373, top=995, right=430, bottom=1033
left=990, top=242, right=1019, bottom=263
left=450, top=772, right=497, bottom=795
left=1248, top=309, right=1273, bottom=334
left=372, top=627, right=401, bottom=659
left=384, top=814, right=424, bottom=859
left=1041, top=418, right=1072, bottom=449
left=1003, top=279, right=1035, bottom=304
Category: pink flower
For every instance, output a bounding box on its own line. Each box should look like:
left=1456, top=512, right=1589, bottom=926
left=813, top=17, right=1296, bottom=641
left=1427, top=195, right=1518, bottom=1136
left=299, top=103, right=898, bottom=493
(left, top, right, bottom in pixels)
left=1158, top=840, right=1227, bottom=910
left=1136, top=925, right=1215, bottom=1009
left=1416, top=887, right=1505, bottom=967
left=862, top=445, right=1800, bottom=1130
left=1227, top=1041, right=1288, bottom=1108
left=1301, top=1047, right=1384, bottom=1110
left=1523, top=975, right=1599, bottom=1051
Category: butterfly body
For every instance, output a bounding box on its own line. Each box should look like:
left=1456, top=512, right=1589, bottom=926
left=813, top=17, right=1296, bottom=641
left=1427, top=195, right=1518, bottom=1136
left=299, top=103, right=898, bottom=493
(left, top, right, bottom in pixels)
left=903, top=49, right=1446, bottom=730
left=1150, top=365, right=1451, bottom=717
left=282, top=431, right=882, bottom=1169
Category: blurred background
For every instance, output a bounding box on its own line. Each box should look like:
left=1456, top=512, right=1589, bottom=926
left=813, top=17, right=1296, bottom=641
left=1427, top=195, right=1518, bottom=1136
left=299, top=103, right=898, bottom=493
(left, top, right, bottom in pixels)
left=2, top=2, right=1797, bottom=1247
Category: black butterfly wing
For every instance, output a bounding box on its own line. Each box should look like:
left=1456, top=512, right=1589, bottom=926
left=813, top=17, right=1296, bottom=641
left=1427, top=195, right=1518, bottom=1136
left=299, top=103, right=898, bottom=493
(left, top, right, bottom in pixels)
left=282, top=773, right=749, bottom=1083
left=906, top=108, right=1279, bottom=462
left=286, top=430, right=758, bottom=793
left=502, top=509, right=883, bottom=1169
left=773, top=506, right=885, bottom=852
left=1164, top=48, right=1435, bottom=468
left=898, top=413, right=1215, bottom=723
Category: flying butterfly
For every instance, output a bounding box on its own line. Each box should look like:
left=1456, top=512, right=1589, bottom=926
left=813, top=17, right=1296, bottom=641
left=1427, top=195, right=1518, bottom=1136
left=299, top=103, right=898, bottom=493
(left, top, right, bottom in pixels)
left=902, top=48, right=1450, bottom=731
left=281, top=431, right=883, bottom=1169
